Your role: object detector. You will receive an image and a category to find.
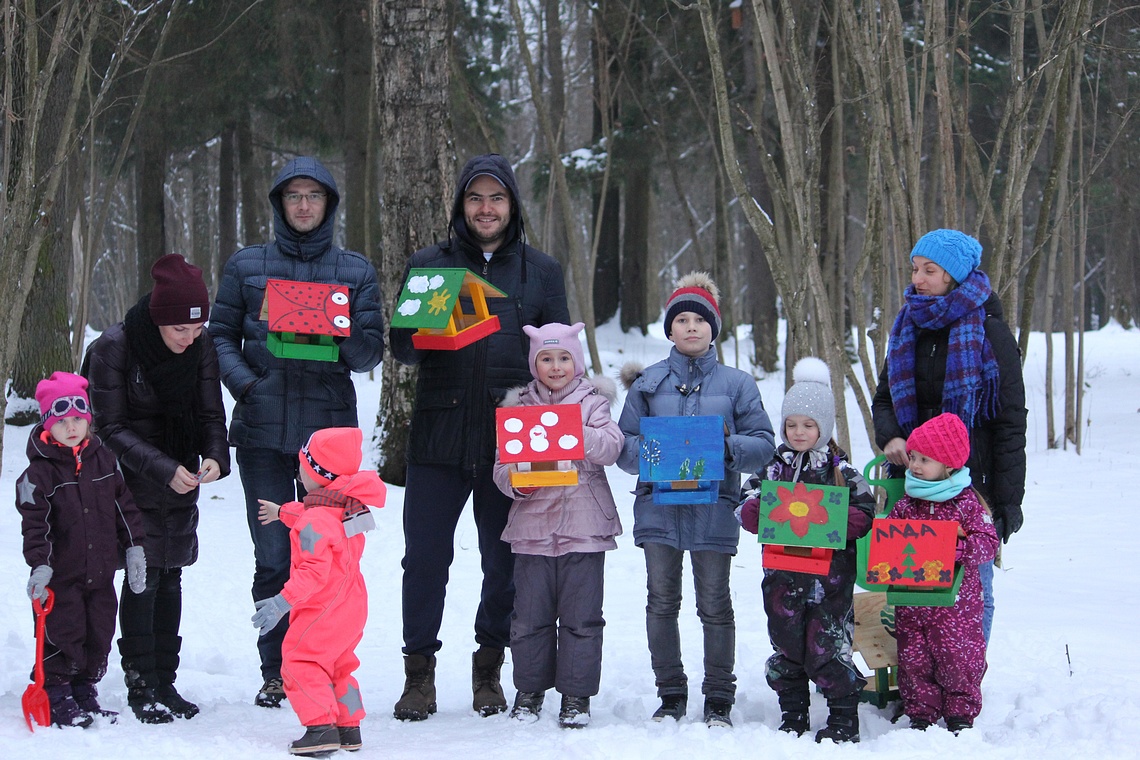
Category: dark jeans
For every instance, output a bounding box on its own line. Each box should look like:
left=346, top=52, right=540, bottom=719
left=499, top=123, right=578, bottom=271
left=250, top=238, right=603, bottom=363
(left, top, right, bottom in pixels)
left=236, top=446, right=304, bottom=680
left=643, top=542, right=736, bottom=703
left=401, top=462, right=514, bottom=656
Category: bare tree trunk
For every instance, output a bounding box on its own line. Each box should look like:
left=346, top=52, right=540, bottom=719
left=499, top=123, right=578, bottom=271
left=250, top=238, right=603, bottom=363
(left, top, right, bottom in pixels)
left=218, top=124, right=237, bottom=265
left=135, top=117, right=167, bottom=298
left=341, top=0, right=373, bottom=257
left=189, top=145, right=214, bottom=286
left=237, top=107, right=262, bottom=246
left=372, top=0, right=454, bottom=485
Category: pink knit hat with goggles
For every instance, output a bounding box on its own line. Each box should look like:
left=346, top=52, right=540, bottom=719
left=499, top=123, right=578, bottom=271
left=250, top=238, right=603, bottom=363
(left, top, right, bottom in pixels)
left=36, top=371, right=92, bottom=430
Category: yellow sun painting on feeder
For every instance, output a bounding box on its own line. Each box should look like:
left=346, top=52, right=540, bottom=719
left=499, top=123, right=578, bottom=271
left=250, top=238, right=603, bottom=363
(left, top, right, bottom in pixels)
left=390, top=268, right=507, bottom=350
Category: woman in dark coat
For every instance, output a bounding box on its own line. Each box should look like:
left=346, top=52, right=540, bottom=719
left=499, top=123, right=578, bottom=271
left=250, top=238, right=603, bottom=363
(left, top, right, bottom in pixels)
left=871, top=229, right=1027, bottom=643
left=84, top=254, right=230, bottom=723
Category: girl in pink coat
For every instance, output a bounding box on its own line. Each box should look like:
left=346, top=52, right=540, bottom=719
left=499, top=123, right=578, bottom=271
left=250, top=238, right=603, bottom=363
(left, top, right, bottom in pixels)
left=890, top=413, right=998, bottom=735
left=254, top=427, right=386, bottom=756
left=492, top=322, right=623, bottom=729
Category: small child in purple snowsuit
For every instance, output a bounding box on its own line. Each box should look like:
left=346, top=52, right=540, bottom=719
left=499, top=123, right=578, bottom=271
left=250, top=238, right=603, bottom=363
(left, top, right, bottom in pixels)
left=737, top=358, right=875, bottom=743
left=891, top=412, right=998, bottom=734
left=492, top=322, right=623, bottom=729
left=16, top=372, right=147, bottom=727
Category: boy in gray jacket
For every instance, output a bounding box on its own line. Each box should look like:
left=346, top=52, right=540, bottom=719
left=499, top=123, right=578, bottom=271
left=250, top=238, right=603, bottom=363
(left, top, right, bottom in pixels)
left=617, top=273, right=775, bottom=728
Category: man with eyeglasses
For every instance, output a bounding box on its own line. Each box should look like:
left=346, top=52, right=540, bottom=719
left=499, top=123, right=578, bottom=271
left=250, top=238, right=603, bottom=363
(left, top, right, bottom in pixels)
left=210, top=156, right=385, bottom=710
left=390, top=154, right=569, bottom=721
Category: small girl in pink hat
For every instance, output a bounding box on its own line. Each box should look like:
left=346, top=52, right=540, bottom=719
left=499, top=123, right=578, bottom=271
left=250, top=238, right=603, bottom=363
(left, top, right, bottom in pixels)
left=889, top=412, right=999, bottom=735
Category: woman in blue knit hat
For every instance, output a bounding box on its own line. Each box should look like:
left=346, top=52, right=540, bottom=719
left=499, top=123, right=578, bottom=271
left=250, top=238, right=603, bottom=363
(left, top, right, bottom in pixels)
left=871, top=229, right=1027, bottom=645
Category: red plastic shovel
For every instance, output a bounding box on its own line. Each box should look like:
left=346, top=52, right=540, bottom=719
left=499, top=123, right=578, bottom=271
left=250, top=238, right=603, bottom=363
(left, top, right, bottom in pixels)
left=23, top=588, right=55, bottom=731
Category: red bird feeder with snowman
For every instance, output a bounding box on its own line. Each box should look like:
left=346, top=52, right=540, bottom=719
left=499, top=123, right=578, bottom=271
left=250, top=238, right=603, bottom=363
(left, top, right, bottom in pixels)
left=496, top=404, right=586, bottom=488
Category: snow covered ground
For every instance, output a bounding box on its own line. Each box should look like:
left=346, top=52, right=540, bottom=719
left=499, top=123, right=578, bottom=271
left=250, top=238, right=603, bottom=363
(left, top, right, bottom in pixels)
left=1, top=317, right=1137, bottom=759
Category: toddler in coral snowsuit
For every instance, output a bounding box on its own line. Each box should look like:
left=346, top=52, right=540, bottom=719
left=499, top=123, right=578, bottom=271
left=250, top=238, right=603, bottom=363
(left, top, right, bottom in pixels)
left=737, top=358, right=875, bottom=744
left=253, top=427, right=385, bottom=756
left=890, top=413, right=998, bottom=734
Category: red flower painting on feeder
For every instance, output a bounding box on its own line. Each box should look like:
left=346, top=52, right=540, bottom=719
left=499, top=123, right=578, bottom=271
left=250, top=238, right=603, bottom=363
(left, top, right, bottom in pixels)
left=767, top=481, right=830, bottom=538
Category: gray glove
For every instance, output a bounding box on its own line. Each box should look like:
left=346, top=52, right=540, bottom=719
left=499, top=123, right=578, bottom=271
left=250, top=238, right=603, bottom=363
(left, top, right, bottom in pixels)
left=252, top=594, right=292, bottom=637
left=27, top=565, right=52, bottom=602
left=125, top=546, right=147, bottom=594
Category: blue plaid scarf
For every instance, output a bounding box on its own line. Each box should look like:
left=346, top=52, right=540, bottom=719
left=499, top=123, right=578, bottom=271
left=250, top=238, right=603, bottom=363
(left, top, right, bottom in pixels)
left=886, top=269, right=1000, bottom=433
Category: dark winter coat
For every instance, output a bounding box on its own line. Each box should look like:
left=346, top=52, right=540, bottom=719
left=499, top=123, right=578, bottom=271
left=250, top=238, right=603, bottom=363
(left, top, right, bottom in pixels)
left=390, top=154, right=570, bottom=472
left=83, top=322, right=231, bottom=570
left=210, top=157, right=385, bottom=453
left=16, top=426, right=145, bottom=588
left=873, top=293, right=1027, bottom=532
left=617, top=347, right=776, bottom=553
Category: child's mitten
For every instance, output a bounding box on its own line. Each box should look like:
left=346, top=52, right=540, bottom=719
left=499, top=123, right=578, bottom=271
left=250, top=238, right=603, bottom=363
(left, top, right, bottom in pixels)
left=252, top=594, right=292, bottom=637
left=739, top=497, right=760, bottom=534
left=27, top=565, right=52, bottom=602
left=125, top=546, right=147, bottom=594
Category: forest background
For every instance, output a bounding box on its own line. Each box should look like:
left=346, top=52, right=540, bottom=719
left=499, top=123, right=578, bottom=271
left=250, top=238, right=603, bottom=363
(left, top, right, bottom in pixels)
left=1, top=0, right=1137, bottom=486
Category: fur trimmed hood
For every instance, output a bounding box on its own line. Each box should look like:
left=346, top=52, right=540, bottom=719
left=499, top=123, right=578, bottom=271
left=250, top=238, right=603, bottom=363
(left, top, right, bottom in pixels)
left=619, top=362, right=645, bottom=391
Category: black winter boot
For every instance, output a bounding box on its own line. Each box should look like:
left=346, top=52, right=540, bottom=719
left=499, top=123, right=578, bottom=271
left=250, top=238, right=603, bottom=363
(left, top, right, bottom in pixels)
left=651, top=694, right=687, bottom=722
left=777, top=685, right=811, bottom=736
left=814, top=693, right=860, bottom=744
left=289, top=723, right=340, bottom=757
left=508, top=690, right=545, bottom=722
left=256, top=677, right=286, bottom=708
left=946, top=716, right=973, bottom=735
left=155, top=634, right=199, bottom=718
left=703, top=697, right=733, bottom=728
left=338, top=725, right=363, bottom=751
left=558, top=694, right=591, bottom=728
left=472, top=646, right=507, bottom=716
left=120, top=635, right=174, bottom=724
left=46, top=683, right=93, bottom=728
left=72, top=680, right=118, bottom=722
left=393, top=654, right=437, bottom=721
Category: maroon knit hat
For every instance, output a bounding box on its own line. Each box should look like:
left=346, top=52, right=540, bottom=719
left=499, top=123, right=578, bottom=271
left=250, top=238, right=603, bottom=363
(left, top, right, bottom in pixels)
left=906, top=412, right=970, bottom=469
left=149, top=254, right=210, bottom=325
left=36, top=371, right=92, bottom=431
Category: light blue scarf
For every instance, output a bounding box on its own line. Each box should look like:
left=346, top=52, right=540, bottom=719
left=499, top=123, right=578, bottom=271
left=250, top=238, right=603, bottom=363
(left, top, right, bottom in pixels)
left=904, top=467, right=972, bottom=503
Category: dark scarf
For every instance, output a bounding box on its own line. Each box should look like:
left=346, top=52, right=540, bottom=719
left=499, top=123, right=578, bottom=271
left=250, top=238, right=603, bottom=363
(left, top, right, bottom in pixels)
left=124, top=294, right=202, bottom=463
left=886, top=269, right=1000, bottom=433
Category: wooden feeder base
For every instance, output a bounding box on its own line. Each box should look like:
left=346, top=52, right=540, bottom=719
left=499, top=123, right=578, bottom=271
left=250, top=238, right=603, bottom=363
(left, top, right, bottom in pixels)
left=412, top=316, right=500, bottom=351
left=762, top=544, right=833, bottom=575
left=652, top=481, right=718, bottom=505
left=509, top=463, right=579, bottom=488
left=267, top=332, right=340, bottom=362
left=886, top=565, right=964, bottom=607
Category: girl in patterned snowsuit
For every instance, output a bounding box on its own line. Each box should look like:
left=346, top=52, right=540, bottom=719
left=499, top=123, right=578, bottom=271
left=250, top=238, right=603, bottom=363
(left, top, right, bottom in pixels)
left=890, top=412, right=998, bottom=734
left=738, top=358, right=875, bottom=743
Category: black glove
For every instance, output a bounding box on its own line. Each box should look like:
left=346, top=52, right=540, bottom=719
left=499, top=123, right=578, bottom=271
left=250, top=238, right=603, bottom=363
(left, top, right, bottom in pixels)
left=997, top=503, right=1023, bottom=543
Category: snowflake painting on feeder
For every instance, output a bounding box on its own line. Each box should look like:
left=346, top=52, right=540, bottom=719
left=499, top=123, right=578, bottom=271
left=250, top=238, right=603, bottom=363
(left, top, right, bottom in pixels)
left=638, top=415, right=725, bottom=504
left=496, top=405, right=586, bottom=488
left=262, top=279, right=351, bottom=361
left=756, top=480, right=849, bottom=575
left=390, top=267, right=507, bottom=350
left=865, top=518, right=963, bottom=607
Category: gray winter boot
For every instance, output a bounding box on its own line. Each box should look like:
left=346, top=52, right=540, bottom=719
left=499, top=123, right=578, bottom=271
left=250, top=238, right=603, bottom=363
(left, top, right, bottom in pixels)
left=471, top=646, right=507, bottom=716
left=393, top=654, right=437, bottom=721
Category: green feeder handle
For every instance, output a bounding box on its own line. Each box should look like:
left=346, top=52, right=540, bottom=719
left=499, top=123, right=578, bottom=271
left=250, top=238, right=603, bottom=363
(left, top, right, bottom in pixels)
left=855, top=454, right=907, bottom=592
left=862, top=454, right=906, bottom=514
